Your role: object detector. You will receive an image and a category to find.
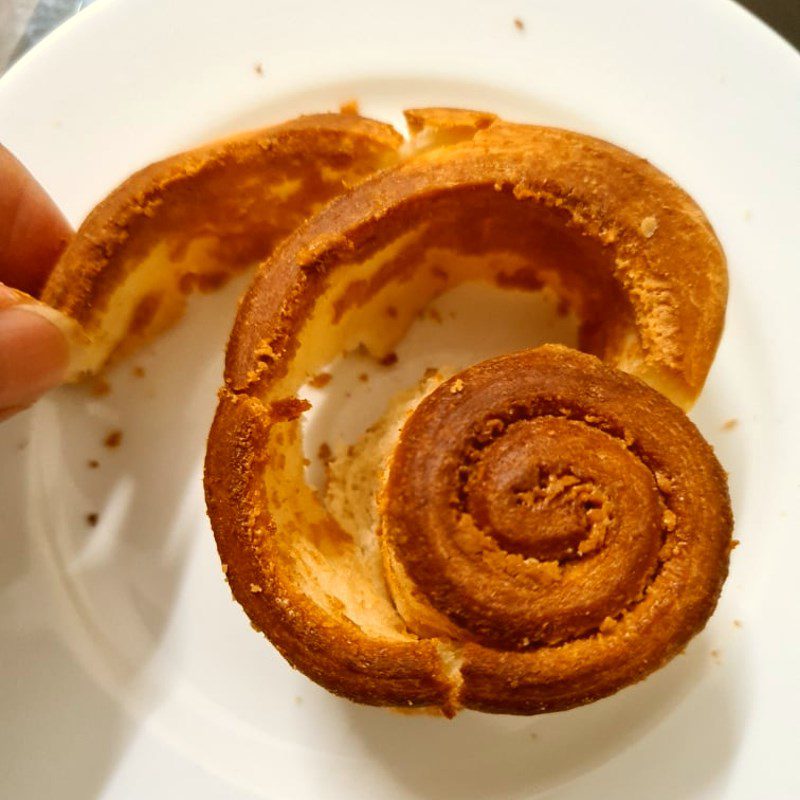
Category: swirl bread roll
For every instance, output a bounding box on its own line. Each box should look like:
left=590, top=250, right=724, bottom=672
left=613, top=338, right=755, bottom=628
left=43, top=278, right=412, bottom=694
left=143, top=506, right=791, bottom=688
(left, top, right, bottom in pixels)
left=205, top=109, right=732, bottom=716
left=25, top=101, right=731, bottom=715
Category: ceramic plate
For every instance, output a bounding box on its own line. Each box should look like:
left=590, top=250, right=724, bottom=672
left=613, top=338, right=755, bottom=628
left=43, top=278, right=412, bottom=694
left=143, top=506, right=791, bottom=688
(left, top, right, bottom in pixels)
left=1, top=0, right=798, bottom=797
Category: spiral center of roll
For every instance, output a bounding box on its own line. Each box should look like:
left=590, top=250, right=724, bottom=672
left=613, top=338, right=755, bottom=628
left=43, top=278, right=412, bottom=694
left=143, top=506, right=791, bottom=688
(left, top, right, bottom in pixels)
left=382, top=354, right=672, bottom=649
left=464, top=420, right=614, bottom=562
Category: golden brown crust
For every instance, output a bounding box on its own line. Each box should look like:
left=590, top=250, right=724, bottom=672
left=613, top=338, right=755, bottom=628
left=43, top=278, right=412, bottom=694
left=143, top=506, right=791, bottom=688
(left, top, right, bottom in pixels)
left=43, top=107, right=725, bottom=399
left=403, top=107, right=497, bottom=135
left=381, top=346, right=731, bottom=714
left=204, top=390, right=455, bottom=713
left=41, top=113, right=403, bottom=373
left=42, top=105, right=731, bottom=715
left=402, top=107, right=497, bottom=148
left=225, top=111, right=726, bottom=407
left=206, top=345, right=731, bottom=715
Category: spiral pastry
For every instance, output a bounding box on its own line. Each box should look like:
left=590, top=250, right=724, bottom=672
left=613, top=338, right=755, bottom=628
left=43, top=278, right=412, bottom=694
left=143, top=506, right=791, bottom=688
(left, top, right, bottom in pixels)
left=203, top=109, right=733, bottom=716
left=29, top=104, right=732, bottom=715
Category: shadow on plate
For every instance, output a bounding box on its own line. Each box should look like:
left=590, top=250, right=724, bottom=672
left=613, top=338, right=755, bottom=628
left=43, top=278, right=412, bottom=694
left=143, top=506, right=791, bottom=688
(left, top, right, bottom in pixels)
left=1, top=279, right=248, bottom=798
left=344, top=639, right=744, bottom=799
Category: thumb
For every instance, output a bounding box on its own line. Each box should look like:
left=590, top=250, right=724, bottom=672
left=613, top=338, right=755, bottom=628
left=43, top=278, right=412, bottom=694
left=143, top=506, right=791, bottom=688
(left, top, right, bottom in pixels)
left=0, top=284, right=70, bottom=419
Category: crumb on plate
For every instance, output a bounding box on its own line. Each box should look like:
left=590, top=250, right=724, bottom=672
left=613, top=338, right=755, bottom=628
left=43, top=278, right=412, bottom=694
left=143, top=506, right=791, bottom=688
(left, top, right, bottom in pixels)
left=90, top=377, right=111, bottom=397
left=103, top=429, right=123, bottom=449
left=309, top=371, right=332, bottom=389
left=339, top=99, right=359, bottom=115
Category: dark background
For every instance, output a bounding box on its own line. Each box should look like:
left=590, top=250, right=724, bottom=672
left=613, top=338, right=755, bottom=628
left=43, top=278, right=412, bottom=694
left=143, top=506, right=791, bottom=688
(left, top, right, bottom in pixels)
left=739, top=0, right=799, bottom=48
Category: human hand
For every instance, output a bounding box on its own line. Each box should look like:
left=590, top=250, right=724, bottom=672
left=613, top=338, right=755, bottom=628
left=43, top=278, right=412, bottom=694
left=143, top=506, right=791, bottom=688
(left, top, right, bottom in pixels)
left=0, top=144, right=72, bottom=419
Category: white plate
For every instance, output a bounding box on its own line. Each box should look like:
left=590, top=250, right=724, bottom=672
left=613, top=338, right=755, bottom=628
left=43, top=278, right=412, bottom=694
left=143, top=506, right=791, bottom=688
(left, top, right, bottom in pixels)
left=1, top=1, right=799, bottom=798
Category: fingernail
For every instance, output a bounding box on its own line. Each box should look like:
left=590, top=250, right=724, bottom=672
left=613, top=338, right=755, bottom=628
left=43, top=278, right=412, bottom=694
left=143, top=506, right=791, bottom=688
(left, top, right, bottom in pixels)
left=0, top=284, right=23, bottom=309
left=0, top=284, right=38, bottom=313
left=0, top=307, right=70, bottom=408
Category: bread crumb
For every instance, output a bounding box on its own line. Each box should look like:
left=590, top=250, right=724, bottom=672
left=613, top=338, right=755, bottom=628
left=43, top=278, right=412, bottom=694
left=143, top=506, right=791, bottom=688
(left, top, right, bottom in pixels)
left=514, top=17, right=525, bottom=31
left=254, top=62, right=264, bottom=76
left=529, top=731, right=538, bottom=740
left=662, top=509, right=677, bottom=531
left=86, top=513, right=99, bottom=527
left=721, top=418, right=738, bottom=431
left=17, top=440, right=28, bottom=451
left=733, top=619, right=742, bottom=628
left=103, top=430, right=123, bottom=449
left=427, top=307, right=443, bottom=323
left=358, top=373, right=369, bottom=383
left=294, top=695, right=304, bottom=705
left=221, top=564, right=228, bottom=574
left=269, top=397, right=311, bottom=422
left=710, top=649, right=722, bottom=664
left=654, top=471, right=673, bottom=494
left=132, top=365, right=146, bottom=378
left=309, top=371, right=332, bottom=389
left=250, top=584, right=263, bottom=593
left=450, top=378, right=465, bottom=394
left=730, top=539, right=740, bottom=552
left=339, top=99, right=359, bottom=115
left=90, top=378, right=111, bottom=397
left=379, top=352, right=398, bottom=367
left=87, top=459, right=100, bottom=469
left=640, top=216, right=658, bottom=238
left=255, top=341, right=277, bottom=362
left=599, top=616, right=616, bottom=634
